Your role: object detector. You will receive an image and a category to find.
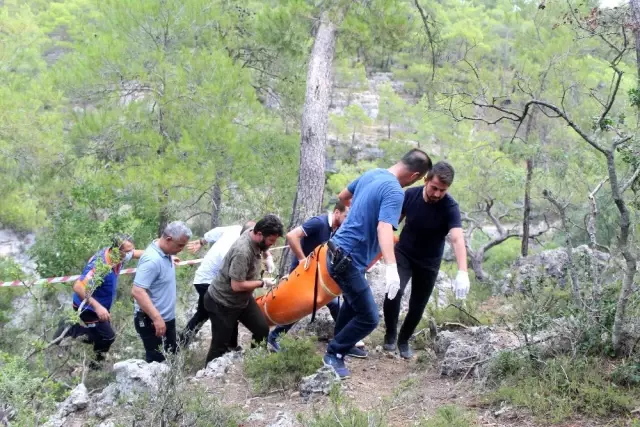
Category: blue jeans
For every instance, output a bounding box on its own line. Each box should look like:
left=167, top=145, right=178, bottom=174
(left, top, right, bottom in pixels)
left=326, top=254, right=379, bottom=356
left=270, top=297, right=340, bottom=339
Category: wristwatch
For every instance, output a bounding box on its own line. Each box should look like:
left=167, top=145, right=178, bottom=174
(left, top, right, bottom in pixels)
left=199, top=238, right=207, bottom=246
left=260, top=279, right=265, bottom=288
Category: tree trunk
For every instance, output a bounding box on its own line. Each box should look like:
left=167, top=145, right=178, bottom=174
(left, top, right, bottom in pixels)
left=608, top=151, right=638, bottom=354
left=211, top=172, right=223, bottom=229
left=158, top=189, right=169, bottom=237
left=283, top=11, right=340, bottom=272
left=468, top=251, right=488, bottom=282
left=521, top=113, right=536, bottom=257
left=631, top=0, right=640, bottom=81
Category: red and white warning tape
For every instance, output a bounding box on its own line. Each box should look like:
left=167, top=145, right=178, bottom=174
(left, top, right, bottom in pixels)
left=0, top=245, right=290, bottom=288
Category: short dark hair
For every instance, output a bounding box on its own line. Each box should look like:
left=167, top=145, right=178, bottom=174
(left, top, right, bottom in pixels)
left=333, top=201, right=347, bottom=213
left=111, top=233, right=132, bottom=249
left=254, top=214, right=284, bottom=238
left=426, top=161, right=455, bottom=186
left=241, top=221, right=256, bottom=235
left=400, top=148, right=432, bottom=175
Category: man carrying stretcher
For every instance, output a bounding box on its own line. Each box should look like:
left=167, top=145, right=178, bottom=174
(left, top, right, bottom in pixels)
left=266, top=201, right=366, bottom=357
left=322, top=149, right=432, bottom=379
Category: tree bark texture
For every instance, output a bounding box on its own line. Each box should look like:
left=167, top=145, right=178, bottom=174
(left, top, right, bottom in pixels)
left=282, top=12, right=339, bottom=272
left=521, top=113, right=536, bottom=257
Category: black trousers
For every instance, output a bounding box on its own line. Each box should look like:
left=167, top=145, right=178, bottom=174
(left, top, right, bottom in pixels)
left=383, top=249, right=439, bottom=345
left=181, top=283, right=210, bottom=342
left=204, top=292, right=268, bottom=363
left=134, top=311, right=177, bottom=363
left=69, top=306, right=116, bottom=361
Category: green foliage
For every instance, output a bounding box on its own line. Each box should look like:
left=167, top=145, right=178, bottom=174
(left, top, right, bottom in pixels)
left=489, top=356, right=637, bottom=422
left=0, top=352, right=66, bottom=425
left=243, top=335, right=322, bottom=393
left=417, top=405, right=475, bottom=427
left=300, top=385, right=389, bottom=427
left=612, top=361, right=640, bottom=387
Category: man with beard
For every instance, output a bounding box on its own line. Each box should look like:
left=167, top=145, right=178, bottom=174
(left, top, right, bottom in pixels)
left=383, top=161, right=469, bottom=359
left=204, top=214, right=284, bottom=362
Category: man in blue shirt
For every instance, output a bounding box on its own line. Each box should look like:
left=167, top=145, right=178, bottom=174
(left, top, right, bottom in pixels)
left=266, top=202, right=350, bottom=352
left=323, top=149, right=432, bottom=378
left=383, top=161, right=469, bottom=359
left=53, top=234, right=144, bottom=368
left=131, top=221, right=191, bottom=363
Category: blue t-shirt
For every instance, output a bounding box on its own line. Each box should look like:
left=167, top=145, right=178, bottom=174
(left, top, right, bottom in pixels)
left=290, top=214, right=333, bottom=273
left=73, top=248, right=124, bottom=312
left=331, top=169, right=404, bottom=272
left=396, top=188, right=462, bottom=270
left=133, top=241, right=177, bottom=321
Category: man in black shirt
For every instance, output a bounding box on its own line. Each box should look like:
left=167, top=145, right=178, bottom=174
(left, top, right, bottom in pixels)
left=383, top=161, right=469, bottom=359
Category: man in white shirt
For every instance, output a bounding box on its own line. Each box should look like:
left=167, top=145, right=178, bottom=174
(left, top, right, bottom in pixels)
left=180, top=221, right=274, bottom=346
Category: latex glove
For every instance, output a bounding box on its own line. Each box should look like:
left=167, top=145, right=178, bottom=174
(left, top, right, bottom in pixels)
left=454, top=271, right=470, bottom=300
left=385, top=263, right=401, bottom=300
left=265, top=254, right=275, bottom=274
left=262, top=278, right=277, bottom=288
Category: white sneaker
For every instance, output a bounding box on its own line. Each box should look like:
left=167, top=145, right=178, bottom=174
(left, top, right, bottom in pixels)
left=355, top=340, right=365, bottom=348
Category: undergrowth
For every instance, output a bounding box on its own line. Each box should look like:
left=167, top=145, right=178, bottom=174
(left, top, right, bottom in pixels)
left=244, top=334, right=322, bottom=393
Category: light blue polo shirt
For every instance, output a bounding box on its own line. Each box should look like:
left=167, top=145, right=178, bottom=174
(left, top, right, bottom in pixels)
left=133, top=241, right=176, bottom=321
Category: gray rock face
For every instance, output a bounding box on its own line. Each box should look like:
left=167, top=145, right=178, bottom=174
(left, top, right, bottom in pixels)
left=436, top=327, right=518, bottom=378
left=289, top=309, right=336, bottom=341
left=504, top=245, right=611, bottom=294
left=43, top=384, right=89, bottom=427
left=111, top=359, right=169, bottom=399
left=267, top=411, right=298, bottom=427
left=299, top=366, right=341, bottom=397
left=195, top=351, right=241, bottom=380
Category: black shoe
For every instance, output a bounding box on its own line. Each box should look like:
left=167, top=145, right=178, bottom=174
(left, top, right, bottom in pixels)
left=398, top=342, right=413, bottom=359
left=383, top=335, right=397, bottom=352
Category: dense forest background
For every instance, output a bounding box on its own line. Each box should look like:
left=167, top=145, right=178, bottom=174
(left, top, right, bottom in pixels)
left=2, top=0, right=640, bottom=426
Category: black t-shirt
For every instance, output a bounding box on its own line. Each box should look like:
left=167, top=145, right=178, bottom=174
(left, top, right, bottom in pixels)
left=396, top=187, right=462, bottom=270
left=289, top=214, right=332, bottom=273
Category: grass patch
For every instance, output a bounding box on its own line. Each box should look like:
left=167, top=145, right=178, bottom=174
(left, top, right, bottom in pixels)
left=244, top=334, right=322, bottom=393
left=418, top=405, right=475, bottom=427
left=487, top=354, right=637, bottom=422
left=300, top=385, right=388, bottom=426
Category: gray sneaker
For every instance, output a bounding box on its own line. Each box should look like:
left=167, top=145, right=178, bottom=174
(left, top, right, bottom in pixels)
left=346, top=346, right=368, bottom=358
left=383, top=335, right=396, bottom=352
left=398, top=342, right=413, bottom=359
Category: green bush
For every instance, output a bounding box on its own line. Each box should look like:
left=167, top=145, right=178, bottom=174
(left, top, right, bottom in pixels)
left=489, top=356, right=636, bottom=422
left=300, top=385, right=388, bottom=427
left=418, top=405, right=475, bottom=427
left=612, top=361, right=640, bottom=387
left=486, top=351, right=529, bottom=385
left=244, top=335, right=322, bottom=393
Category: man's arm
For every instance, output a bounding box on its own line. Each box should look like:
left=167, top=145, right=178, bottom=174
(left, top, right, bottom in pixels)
left=231, top=279, right=267, bottom=292
left=338, top=188, right=353, bottom=207
left=133, top=249, right=144, bottom=259
left=377, top=222, right=397, bottom=265
left=286, top=226, right=307, bottom=262
left=131, top=286, right=162, bottom=320
left=73, top=280, right=110, bottom=321
left=449, top=228, right=468, bottom=272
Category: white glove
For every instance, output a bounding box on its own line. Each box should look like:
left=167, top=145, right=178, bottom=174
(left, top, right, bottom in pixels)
left=454, top=271, right=470, bottom=300
left=385, top=263, right=401, bottom=300
left=262, top=277, right=277, bottom=288
left=265, top=255, right=275, bottom=274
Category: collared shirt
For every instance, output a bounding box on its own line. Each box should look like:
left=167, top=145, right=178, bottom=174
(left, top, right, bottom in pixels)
left=133, top=241, right=177, bottom=321
left=208, top=231, right=262, bottom=309
left=193, top=225, right=243, bottom=285
left=332, top=168, right=404, bottom=273
left=289, top=213, right=334, bottom=273
left=73, top=247, right=126, bottom=312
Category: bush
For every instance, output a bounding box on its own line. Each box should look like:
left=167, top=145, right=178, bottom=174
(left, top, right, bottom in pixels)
left=300, top=385, right=389, bottom=427
left=489, top=355, right=636, bottom=422
left=612, top=361, right=640, bottom=387
left=244, top=335, right=322, bottom=393
left=486, top=350, right=529, bottom=385
left=418, top=405, right=475, bottom=427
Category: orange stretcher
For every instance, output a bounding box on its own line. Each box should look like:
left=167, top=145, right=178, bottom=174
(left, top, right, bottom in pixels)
left=256, top=241, right=390, bottom=327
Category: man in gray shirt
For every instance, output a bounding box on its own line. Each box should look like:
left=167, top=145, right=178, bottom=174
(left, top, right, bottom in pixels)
left=204, top=214, right=284, bottom=363
left=132, top=221, right=191, bottom=363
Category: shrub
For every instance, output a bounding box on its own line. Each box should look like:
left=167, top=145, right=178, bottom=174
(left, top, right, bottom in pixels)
left=244, top=335, right=322, bottom=393
left=418, top=405, right=475, bottom=427
left=300, top=385, right=389, bottom=427
left=489, top=356, right=636, bottom=422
